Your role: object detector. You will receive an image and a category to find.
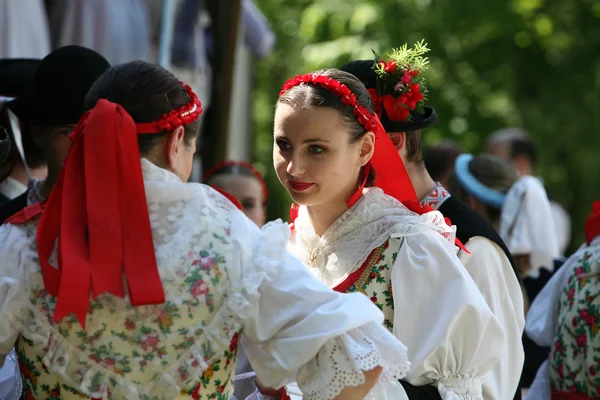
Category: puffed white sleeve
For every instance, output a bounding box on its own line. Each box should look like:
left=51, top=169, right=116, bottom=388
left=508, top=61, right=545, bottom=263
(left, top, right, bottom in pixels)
left=0, top=223, right=29, bottom=362
left=458, top=237, right=525, bottom=400
left=391, top=230, right=505, bottom=400
left=227, top=212, right=411, bottom=400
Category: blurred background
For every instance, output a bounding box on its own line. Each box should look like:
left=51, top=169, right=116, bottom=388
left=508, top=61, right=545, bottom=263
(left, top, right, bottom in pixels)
left=2, top=0, right=599, bottom=248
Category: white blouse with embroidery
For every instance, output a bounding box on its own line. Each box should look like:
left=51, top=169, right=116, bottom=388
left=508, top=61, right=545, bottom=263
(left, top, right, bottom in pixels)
left=0, top=159, right=410, bottom=400
left=289, top=188, right=505, bottom=400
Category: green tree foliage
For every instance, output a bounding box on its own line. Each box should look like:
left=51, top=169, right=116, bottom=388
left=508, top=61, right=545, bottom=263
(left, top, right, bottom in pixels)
left=252, top=0, right=600, bottom=248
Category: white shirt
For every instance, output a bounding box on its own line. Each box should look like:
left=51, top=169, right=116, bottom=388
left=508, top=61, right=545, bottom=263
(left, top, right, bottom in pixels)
left=290, top=188, right=505, bottom=399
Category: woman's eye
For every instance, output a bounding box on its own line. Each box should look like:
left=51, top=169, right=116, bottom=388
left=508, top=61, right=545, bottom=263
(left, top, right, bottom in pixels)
left=309, top=145, right=324, bottom=154
left=276, top=140, right=291, bottom=151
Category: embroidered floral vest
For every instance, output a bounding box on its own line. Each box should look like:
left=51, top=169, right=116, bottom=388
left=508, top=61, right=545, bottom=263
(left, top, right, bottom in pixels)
left=14, top=206, right=241, bottom=400
left=549, top=248, right=600, bottom=397
left=334, top=238, right=402, bottom=332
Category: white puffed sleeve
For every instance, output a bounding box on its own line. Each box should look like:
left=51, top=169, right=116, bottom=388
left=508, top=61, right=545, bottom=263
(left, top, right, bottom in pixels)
left=391, top=229, right=505, bottom=400
left=0, top=223, right=29, bottom=360
left=227, top=211, right=410, bottom=400
left=459, top=237, right=525, bottom=400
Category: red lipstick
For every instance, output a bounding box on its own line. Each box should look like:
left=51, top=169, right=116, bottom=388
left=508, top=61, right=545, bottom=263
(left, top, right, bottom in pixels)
left=289, top=181, right=314, bottom=192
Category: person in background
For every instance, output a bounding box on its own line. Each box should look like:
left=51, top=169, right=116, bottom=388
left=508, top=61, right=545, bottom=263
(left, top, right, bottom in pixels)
left=46, top=0, right=151, bottom=66
left=423, top=140, right=463, bottom=189
left=203, top=160, right=267, bottom=227
left=487, top=128, right=572, bottom=257
left=341, top=45, right=524, bottom=400
left=447, top=153, right=561, bottom=390
left=0, top=59, right=47, bottom=206
left=0, top=0, right=50, bottom=58
left=525, top=200, right=600, bottom=399
left=0, top=45, right=110, bottom=223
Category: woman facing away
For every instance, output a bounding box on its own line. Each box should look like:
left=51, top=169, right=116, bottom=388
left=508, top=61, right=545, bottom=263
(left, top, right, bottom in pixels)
left=0, top=61, right=411, bottom=400
left=273, top=68, right=505, bottom=399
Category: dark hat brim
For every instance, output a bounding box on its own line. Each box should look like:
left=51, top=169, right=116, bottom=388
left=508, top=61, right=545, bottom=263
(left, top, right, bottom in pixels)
left=381, top=106, right=437, bottom=132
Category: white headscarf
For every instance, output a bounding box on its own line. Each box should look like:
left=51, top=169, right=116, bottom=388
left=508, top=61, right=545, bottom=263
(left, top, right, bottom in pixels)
left=499, top=176, right=560, bottom=278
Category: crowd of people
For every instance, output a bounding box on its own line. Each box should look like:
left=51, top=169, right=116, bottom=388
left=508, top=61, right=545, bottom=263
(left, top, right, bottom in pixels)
left=0, top=2, right=597, bottom=400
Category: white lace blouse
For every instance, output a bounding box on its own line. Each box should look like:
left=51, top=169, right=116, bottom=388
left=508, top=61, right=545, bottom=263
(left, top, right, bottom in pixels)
left=0, top=159, right=410, bottom=400
left=289, top=188, right=505, bottom=400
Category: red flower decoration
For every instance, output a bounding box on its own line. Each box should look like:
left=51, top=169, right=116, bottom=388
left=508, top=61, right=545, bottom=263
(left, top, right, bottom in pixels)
left=580, top=308, right=589, bottom=320
left=378, top=59, right=397, bottom=74
left=370, top=296, right=378, bottom=303
left=383, top=95, right=410, bottom=122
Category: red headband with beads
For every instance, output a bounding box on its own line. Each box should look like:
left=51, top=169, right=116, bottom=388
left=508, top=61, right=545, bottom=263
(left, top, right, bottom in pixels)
left=35, top=83, right=202, bottom=328
left=203, top=160, right=269, bottom=206
left=280, top=73, right=417, bottom=208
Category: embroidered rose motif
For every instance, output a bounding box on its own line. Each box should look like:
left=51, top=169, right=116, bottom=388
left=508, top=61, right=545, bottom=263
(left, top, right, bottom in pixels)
left=577, top=333, right=587, bottom=347
left=190, top=280, right=209, bottom=297
left=141, top=334, right=160, bottom=352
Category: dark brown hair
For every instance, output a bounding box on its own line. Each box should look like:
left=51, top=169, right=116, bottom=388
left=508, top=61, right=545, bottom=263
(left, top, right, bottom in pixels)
left=447, top=154, right=519, bottom=225
left=405, top=130, right=423, bottom=163
left=84, top=61, right=200, bottom=156
left=277, top=68, right=376, bottom=186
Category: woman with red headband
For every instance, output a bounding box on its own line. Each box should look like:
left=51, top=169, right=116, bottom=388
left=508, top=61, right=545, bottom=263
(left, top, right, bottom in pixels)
left=0, top=61, right=412, bottom=400
left=274, top=68, right=504, bottom=399
left=203, top=160, right=268, bottom=227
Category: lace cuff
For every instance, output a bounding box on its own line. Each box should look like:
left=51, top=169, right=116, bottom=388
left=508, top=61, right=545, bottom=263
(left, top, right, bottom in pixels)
left=437, top=377, right=484, bottom=400
left=296, top=321, right=410, bottom=400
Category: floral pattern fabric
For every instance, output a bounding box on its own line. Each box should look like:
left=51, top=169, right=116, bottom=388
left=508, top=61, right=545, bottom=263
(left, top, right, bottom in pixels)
left=339, top=239, right=402, bottom=332
left=550, top=248, right=600, bottom=397
left=11, top=188, right=243, bottom=399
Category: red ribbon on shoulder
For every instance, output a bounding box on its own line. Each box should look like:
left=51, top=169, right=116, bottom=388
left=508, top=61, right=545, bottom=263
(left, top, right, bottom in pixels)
left=585, top=200, right=600, bottom=245
left=36, top=84, right=202, bottom=328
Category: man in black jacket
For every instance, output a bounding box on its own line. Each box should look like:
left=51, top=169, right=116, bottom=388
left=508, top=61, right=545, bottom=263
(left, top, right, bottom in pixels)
left=341, top=58, right=525, bottom=400
left=0, top=46, right=110, bottom=224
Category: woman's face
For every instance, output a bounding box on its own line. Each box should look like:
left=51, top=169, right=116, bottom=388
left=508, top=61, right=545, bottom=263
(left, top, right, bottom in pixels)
left=210, top=174, right=266, bottom=227
left=273, top=104, right=373, bottom=210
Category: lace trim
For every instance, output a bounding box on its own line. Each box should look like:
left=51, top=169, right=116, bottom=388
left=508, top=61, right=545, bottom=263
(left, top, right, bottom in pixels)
left=292, top=188, right=454, bottom=287
left=297, top=321, right=410, bottom=400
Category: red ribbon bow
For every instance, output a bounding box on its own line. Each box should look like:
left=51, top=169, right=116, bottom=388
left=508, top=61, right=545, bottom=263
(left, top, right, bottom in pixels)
left=36, top=85, right=203, bottom=328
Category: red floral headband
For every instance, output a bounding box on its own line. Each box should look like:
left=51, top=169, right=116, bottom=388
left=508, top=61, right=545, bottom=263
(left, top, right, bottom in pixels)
left=280, top=74, right=383, bottom=137
left=135, top=84, right=203, bottom=134
left=203, top=160, right=269, bottom=205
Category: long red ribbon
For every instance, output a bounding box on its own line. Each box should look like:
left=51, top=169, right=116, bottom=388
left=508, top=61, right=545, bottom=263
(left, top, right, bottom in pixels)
left=37, top=100, right=165, bottom=328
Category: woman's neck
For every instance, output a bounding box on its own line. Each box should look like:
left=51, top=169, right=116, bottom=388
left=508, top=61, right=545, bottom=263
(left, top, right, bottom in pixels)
left=306, top=200, right=348, bottom=237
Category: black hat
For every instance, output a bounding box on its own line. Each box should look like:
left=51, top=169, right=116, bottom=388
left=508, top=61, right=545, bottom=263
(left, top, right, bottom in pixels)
left=7, top=46, right=110, bottom=126
left=340, top=59, right=437, bottom=132
left=0, top=59, right=41, bottom=98
left=0, top=126, right=10, bottom=166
